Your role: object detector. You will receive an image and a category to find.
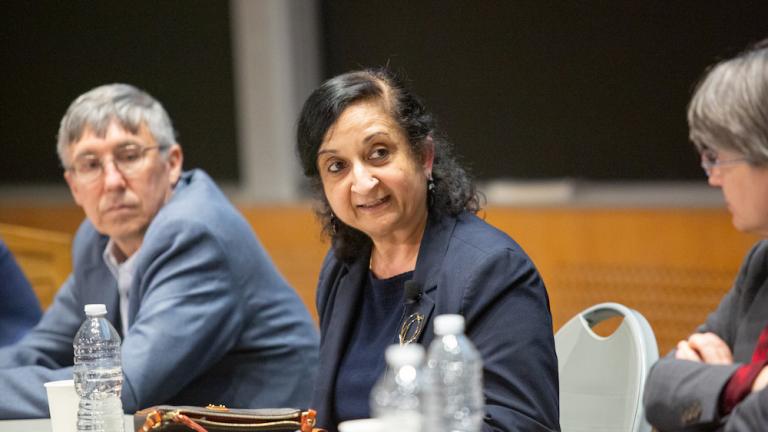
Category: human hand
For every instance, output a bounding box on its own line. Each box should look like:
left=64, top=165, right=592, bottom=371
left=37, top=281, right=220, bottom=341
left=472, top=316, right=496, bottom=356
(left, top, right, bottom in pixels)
left=675, top=340, right=703, bottom=362
left=685, top=332, right=733, bottom=365
left=753, top=365, right=768, bottom=393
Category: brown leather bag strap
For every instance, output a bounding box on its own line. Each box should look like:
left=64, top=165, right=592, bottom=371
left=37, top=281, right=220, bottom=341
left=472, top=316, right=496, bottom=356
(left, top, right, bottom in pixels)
left=138, top=409, right=208, bottom=432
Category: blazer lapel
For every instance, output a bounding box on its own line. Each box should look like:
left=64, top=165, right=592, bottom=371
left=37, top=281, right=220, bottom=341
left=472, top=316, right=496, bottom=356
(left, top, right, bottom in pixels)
left=735, top=275, right=768, bottom=360
left=80, top=258, right=123, bottom=338
left=406, top=214, right=459, bottom=346
left=315, top=253, right=369, bottom=420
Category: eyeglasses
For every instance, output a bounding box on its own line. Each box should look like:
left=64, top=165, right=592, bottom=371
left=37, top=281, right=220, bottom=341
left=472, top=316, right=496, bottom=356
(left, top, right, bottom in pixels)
left=700, top=150, right=751, bottom=177
left=67, top=144, right=161, bottom=183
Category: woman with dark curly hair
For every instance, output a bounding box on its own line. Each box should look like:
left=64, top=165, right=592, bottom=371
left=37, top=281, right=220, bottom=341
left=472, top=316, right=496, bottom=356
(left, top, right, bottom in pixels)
left=297, top=68, right=559, bottom=432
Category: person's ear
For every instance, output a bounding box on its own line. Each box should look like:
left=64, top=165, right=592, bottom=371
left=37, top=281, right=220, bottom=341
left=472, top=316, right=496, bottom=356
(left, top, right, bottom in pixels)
left=64, top=170, right=84, bottom=206
left=166, top=144, right=184, bottom=185
left=422, top=135, right=435, bottom=175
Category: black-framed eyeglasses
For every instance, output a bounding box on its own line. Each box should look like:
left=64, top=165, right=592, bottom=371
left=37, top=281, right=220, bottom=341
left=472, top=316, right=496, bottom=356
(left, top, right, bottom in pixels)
left=67, top=144, right=161, bottom=183
left=700, top=150, right=751, bottom=177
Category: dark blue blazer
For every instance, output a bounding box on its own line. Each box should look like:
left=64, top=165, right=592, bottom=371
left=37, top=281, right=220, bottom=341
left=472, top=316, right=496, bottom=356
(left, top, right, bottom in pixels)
left=0, top=240, right=42, bottom=347
left=312, top=211, right=560, bottom=432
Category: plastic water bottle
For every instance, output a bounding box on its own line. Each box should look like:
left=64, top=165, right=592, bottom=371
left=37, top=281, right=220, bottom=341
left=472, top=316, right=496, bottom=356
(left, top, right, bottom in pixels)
left=425, top=314, right=484, bottom=432
left=73, top=304, right=125, bottom=432
left=370, top=344, right=425, bottom=432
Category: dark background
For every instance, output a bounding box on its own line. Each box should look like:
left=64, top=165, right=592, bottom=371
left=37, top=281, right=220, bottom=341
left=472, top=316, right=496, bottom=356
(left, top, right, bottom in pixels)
left=1, top=1, right=237, bottom=184
left=2, top=2, right=767, bottom=185
left=322, top=1, right=768, bottom=180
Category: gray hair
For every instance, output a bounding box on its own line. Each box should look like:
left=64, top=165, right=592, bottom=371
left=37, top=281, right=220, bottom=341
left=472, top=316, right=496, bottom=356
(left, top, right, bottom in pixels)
left=688, top=39, right=768, bottom=165
left=57, top=83, right=177, bottom=166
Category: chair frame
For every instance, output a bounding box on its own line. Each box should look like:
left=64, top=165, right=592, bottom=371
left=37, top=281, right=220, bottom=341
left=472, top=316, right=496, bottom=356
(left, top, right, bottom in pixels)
left=556, top=302, right=659, bottom=432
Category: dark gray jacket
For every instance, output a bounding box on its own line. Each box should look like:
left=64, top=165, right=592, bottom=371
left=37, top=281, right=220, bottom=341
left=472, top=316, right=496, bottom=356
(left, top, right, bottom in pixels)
left=644, top=240, right=768, bottom=431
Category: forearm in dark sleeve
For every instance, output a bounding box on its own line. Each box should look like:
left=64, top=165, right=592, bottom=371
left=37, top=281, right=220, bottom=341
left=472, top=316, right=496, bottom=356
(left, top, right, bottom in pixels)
left=644, top=357, right=739, bottom=430
left=724, top=388, right=768, bottom=432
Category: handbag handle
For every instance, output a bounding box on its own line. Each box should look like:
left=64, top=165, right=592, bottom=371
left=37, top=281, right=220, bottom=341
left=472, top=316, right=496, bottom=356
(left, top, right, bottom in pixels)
left=138, top=409, right=208, bottom=432
left=136, top=407, right=322, bottom=432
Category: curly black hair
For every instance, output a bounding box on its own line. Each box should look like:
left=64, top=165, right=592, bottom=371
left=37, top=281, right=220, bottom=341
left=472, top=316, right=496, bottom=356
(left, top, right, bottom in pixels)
left=296, top=68, right=480, bottom=262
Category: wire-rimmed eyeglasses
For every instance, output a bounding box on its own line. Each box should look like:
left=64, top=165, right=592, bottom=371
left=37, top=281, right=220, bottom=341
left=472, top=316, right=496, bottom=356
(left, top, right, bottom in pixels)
left=700, top=150, right=751, bottom=177
left=66, top=143, right=161, bottom=183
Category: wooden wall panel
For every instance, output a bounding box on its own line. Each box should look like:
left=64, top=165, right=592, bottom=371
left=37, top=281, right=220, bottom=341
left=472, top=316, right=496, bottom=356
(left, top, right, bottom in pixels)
left=0, top=205, right=84, bottom=234
left=483, top=208, right=758, bottom=354
left=0, top=223, right=72, bottom=309
left=0, top=204, right=758, bottom=353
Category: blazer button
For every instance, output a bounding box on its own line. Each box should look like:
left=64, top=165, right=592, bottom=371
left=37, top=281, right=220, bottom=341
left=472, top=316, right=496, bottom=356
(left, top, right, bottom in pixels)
left=681, top=402, right=702, bottom=425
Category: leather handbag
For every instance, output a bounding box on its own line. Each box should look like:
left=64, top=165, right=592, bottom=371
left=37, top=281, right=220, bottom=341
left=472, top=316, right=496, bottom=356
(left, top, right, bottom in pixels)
left=133, top=405, right=324, bottom=432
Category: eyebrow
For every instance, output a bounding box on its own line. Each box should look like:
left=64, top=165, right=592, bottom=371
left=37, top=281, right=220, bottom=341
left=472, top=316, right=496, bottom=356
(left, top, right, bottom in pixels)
left=316, top=148, right=336, bottom=157
left=364, top=131, right=390, bottom=144
left=317, top=131, right=392, bottom=157
left=73, top=140, right=142, bottom=159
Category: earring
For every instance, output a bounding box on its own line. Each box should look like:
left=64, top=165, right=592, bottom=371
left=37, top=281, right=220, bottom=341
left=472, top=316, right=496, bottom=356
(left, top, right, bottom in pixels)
left=329, top=213, right=338, bottom=235
left=427, top=174, right=435, bottom=207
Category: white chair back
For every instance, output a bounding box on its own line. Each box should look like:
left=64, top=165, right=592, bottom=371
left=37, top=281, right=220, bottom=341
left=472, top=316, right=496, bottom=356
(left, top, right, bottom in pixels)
left=555, top=302, right=658, bottom=432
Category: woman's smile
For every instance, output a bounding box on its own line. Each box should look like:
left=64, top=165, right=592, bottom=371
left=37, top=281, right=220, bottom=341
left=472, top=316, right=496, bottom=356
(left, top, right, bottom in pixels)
left=355, top=195, right=390, bottom=211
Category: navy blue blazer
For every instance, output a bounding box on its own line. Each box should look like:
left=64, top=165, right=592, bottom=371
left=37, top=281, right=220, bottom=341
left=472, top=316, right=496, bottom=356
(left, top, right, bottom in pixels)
left=0, top=240, right=42, bottom=347
left=312, top=211, right=560, bottom=432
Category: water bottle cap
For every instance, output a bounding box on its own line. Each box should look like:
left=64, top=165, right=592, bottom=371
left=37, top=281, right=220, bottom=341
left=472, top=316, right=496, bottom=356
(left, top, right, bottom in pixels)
left=385, top=344, right=425, bottom=367
left=84, top=304, right=107, bottom=316
left=433, top=314, right=465, bottom=335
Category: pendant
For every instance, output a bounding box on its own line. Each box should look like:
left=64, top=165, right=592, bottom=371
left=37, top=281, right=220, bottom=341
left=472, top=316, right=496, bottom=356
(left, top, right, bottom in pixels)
left=399, top=312, right=426, bottom=345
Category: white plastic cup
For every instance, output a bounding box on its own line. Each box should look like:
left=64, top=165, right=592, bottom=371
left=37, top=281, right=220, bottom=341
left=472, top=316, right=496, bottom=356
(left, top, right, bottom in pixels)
left=338, top=418, right=385, bottom=432
left=44, top=379, right=78, bottom=432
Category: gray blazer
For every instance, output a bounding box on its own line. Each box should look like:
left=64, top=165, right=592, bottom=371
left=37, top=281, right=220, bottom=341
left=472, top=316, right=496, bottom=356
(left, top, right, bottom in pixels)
left=0, top=170, right=319, bottom=419
left=643, top=240, right=768, bottom=431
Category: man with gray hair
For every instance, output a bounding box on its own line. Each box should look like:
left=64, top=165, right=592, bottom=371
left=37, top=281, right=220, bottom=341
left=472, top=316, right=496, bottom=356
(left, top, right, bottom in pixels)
left=644, top=40, right=768, bottom=431
left=0, top=83, right=319, bottom=418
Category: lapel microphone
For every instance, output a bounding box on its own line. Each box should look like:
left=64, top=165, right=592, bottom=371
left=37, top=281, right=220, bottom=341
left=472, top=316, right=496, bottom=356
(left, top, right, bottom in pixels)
left=404, top=280, right=422, bottom=305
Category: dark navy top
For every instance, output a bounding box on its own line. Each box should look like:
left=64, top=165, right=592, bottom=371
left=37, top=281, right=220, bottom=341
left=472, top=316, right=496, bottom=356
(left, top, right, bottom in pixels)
left=333, top=270, right=414, bottom=423
left=0, top=239, right=42, bottom=346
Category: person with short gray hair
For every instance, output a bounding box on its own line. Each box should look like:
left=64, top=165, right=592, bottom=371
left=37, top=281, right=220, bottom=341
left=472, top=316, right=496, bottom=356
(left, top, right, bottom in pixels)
left=0, top=83, right=319, bottom=418
left=644, top=40, right=768, bottom=431
left=688, top=39, right=768, bottom=168
left=57, top=83, right=177, bottom=163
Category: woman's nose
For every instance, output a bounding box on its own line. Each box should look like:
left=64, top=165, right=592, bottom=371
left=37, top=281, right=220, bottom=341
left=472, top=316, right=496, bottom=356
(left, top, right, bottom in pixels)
left=351, top=164, right=378, bottom=194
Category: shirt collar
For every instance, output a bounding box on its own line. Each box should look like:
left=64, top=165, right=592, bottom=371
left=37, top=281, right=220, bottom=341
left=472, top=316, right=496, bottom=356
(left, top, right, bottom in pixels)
left=102, top=238, right=139, bottom=279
